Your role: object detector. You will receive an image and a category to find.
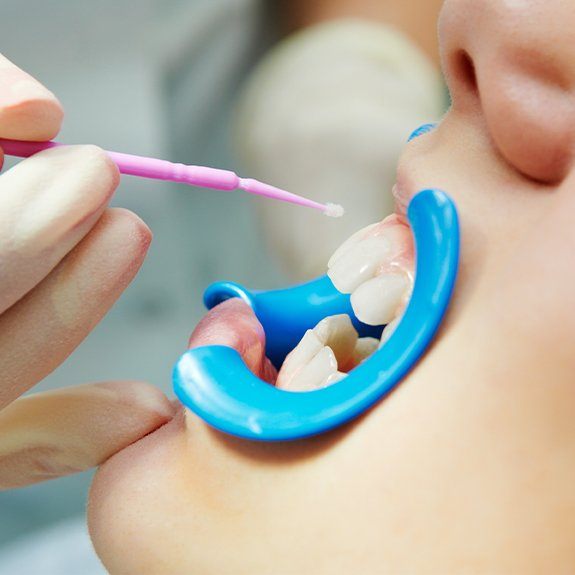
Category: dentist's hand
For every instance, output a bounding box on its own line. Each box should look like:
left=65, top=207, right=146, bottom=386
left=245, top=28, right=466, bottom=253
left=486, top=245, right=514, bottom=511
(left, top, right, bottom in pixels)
left=0, top=54, right=174, bottom=489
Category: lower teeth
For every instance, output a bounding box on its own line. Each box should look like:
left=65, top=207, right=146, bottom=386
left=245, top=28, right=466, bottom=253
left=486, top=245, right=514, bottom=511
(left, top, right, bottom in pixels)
left=276, top=312, right=402, bottom=392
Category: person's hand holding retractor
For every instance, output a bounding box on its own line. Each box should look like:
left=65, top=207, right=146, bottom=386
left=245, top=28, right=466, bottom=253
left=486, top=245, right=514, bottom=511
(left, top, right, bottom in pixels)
left=0, top=53, right=173, bottom=490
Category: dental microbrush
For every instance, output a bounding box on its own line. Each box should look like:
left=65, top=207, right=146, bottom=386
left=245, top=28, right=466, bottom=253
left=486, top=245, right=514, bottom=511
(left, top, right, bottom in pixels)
left=0, top=139, right=344, bottom=217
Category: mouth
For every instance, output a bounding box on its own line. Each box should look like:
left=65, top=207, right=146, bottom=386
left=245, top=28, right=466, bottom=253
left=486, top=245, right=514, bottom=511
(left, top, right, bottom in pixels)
left=174, top=188, right=459, bottom=440
left=275, top=187, right=416, bottom=392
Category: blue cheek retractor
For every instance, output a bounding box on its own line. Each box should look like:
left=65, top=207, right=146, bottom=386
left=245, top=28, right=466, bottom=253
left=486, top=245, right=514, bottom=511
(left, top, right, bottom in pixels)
left=173, top=188, right=459, bottom=441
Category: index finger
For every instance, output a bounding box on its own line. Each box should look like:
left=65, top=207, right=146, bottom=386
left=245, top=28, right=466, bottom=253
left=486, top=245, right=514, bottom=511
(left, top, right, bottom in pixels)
left=0, top=53, right=63, bottom=144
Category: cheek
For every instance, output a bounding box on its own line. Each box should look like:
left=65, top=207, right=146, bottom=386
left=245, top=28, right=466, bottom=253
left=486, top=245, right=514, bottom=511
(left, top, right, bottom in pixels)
left=480, top=68, right=574, bottom=183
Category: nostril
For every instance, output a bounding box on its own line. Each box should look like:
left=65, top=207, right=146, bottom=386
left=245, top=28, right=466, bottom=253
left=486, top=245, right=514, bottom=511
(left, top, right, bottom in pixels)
left=454, top=50, right=478, bottom=94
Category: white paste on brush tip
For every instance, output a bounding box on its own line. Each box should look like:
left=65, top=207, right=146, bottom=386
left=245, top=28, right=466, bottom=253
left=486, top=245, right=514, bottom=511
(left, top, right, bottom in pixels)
left=324, top=203, right=345, bottom=218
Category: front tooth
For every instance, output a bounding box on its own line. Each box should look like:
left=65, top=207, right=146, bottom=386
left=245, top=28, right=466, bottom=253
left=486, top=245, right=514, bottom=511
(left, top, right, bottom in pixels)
left=328, top=236, right=391, bottom=293
left=314, top=314, right=358, bottom=368
left=328, top=223, right=379, bottom=268
left=279, top=346, right=338, bottom=392
left=351, top=273, right=410, bottom=326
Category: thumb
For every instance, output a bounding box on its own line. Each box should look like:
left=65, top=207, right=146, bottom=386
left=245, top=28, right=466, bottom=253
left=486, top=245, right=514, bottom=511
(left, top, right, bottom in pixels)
left=0, top=381, right=174, bottom=490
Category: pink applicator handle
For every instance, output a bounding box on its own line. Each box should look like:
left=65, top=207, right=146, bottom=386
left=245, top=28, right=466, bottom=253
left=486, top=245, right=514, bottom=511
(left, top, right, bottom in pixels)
left=0, top=138, right=343, bottom=216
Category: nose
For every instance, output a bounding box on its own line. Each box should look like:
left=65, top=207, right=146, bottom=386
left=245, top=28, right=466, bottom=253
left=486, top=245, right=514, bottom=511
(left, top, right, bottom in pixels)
left=439, top=0, right=575, bottom=183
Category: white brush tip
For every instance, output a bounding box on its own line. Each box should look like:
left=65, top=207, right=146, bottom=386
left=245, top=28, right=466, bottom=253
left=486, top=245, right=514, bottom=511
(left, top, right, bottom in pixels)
left=324, top=203, right=345, bottom=218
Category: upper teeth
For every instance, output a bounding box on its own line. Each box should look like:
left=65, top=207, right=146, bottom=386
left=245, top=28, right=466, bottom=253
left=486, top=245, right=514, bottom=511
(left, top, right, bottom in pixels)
left=327, top=223, right=380, bottom=269
left=276, top=215, right=415, bottom=392
left=351, top=272, right=410, bottom=325
left=326, top=236, right=392, bottom=293
left=328, top=215, right=414, bottom=326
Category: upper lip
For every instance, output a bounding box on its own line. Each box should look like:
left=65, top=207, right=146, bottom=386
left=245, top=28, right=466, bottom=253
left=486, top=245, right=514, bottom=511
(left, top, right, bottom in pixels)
left=392, top=166, right=416, bottom=217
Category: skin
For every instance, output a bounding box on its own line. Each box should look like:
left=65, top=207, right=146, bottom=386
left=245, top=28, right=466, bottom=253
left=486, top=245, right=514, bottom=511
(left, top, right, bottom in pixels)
left=89, top=0, right=575, bottom=573
left=0, top=54, right=174, bottom=489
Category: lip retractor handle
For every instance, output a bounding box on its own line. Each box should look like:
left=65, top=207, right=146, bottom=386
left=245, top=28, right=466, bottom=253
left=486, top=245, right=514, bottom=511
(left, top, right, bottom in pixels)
left=173, top=189, right=460, bottom=441
left=202, top=278, right=384, bottom=369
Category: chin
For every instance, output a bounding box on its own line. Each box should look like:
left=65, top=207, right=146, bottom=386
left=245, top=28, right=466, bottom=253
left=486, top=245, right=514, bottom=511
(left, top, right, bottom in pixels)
left=86, top=396, right=391, bottom=575
left=88, top=410, right=190, bottom=574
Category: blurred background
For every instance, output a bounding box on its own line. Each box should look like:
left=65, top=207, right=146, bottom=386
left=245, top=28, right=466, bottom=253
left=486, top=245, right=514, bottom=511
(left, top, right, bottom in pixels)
left=0, top=1, right=283, bottom=571
left=0, top=0, right=444, bottom=571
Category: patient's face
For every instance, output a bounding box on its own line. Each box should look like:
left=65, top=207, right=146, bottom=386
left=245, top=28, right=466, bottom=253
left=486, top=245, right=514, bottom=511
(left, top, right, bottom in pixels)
left=89, top=1, right=575, bottom=572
